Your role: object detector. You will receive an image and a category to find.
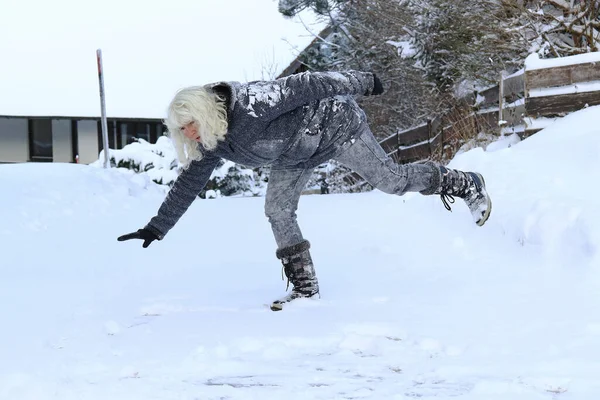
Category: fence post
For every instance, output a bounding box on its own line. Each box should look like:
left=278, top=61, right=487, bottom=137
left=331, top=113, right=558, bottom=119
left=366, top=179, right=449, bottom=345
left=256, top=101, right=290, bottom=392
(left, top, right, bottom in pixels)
left=396, top=131, right=400, bottom=163
left=473, top=106, right=479, bottom=137
left=440, top=114, right=448, bottom=160
left=440, top=123, right=444, bottom=160
left=426, top=119, right=432, bottom=159
left=499, top=70, right=506, bottom=135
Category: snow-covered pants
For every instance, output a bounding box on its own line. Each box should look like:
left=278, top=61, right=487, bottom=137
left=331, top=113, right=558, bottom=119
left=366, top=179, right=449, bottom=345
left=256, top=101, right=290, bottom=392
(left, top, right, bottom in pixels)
left=264, top=125, right=440, bottom=249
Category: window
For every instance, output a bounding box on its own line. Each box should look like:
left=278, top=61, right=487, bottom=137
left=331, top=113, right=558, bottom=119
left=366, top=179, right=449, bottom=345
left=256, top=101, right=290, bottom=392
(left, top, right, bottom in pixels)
left=120, top=122, right=134, bottom=146
left=118, top=121, right=159, bottom=146
left=77, top=120, right=99, bottom=164
left=108, top=121, right=117, bottom=149
left=97, top=120, right=117, bottom=152
left=134, top=122, right=150, bottom=142
left=29, top=119, right=53, bottom=161
left=51, top=119, right=73, bottom=163
left=155, top=122, right=166, bottom=141
left=0, top=117, right=28, bottom=163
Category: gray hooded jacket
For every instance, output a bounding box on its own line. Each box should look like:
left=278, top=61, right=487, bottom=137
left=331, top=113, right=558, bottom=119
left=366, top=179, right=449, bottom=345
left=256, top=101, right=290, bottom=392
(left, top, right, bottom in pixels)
left=146, top=70, right=376, bottom=238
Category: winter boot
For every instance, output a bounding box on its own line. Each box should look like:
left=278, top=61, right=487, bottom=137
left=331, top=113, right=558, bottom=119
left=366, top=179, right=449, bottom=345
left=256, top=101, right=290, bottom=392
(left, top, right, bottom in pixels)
left=270, top=240, right=320, bottom=311
left=424, top=162, right=492, bottom=226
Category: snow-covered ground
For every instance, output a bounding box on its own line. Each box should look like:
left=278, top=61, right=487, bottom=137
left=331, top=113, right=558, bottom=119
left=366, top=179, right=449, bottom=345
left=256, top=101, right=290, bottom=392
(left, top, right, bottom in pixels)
left=2, top=106, right=600, bottom=399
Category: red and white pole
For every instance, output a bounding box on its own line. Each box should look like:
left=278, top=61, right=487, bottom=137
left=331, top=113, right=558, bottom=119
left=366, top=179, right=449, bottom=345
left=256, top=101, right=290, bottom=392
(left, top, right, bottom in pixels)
left=96, top=49, right=111, bottom=169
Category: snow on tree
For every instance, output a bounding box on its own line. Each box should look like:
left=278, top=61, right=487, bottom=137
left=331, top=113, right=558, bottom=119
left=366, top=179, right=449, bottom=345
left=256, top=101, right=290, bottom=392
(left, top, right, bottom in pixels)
left=519, top=0, right=600, bottom=58
left=278, top=0, right=346, bottom=18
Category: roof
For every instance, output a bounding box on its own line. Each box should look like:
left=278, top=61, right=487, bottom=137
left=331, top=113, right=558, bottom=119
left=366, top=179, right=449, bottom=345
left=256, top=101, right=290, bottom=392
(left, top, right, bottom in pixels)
left=277, top=25, right=334, bottom=78
left=0, top=0, right=326, bottom=119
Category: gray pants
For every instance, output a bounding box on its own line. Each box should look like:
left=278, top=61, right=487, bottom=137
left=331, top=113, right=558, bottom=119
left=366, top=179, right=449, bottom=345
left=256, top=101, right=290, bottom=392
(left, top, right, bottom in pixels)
left=265, top=125, right=440, bottom=249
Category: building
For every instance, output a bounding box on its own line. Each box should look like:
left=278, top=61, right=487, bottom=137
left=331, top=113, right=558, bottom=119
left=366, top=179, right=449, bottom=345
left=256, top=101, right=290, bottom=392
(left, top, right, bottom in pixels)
left=277, top=25, right=334, bottom=78
left=0, top=115, right=165, bottom=164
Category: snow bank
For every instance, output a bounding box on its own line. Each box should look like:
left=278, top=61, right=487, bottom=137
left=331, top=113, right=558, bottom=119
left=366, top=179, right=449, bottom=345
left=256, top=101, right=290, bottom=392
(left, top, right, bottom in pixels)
left=0, top=163, right=166, bottom=237
left=449, top=105, right=600, bottom=268
left=2, top=105, right=600, bottom=399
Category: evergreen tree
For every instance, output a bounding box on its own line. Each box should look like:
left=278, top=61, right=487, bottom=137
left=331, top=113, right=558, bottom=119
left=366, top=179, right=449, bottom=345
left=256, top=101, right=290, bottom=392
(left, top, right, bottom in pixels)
left=278, top=0, right=347, bottom=18
left=279, top=0, right=441, bottom=138
left=407, top=0, right=527, bottom=92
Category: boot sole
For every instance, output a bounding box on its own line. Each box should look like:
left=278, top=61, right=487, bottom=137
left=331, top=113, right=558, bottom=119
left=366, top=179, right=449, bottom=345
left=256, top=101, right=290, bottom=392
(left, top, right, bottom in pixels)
left=270, top=291, right=320, bottom=311
left=474, top=172, right=492, bottom=227
left=476, top=197, right=492, bottom=226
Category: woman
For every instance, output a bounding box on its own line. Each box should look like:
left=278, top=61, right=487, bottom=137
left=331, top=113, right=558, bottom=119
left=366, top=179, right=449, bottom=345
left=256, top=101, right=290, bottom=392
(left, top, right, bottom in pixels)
left=118, top=71, right=492, bottom=311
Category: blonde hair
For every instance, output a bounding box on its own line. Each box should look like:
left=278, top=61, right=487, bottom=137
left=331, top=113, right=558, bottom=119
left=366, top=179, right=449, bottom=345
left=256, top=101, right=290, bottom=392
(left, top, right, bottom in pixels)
left=165, top=86, right=228, bottom=167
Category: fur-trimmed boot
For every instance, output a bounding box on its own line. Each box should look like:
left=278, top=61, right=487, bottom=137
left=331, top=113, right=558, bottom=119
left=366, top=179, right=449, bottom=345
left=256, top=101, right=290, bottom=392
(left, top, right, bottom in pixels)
left=270, top=240, right=320, bottom=311
left=424, top=162, right=492, bottom=226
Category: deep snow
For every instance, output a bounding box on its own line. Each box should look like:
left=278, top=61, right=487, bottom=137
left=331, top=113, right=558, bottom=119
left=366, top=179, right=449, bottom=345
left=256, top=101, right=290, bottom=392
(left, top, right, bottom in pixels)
left=2, top=106, right=600, bottom=399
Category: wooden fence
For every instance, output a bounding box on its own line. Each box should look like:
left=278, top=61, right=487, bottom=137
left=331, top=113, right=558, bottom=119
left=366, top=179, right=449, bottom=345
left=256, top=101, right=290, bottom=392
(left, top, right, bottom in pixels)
left=341, top=52, right=600, bottom=187
left=374, top=71, right=527, bottom=165
left=525, top=56, right=600, bottom=121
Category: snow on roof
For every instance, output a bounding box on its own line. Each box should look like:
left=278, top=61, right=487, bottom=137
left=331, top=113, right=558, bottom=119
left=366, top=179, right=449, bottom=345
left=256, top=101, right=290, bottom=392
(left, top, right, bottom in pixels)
left=0, top=0, right=325, bottom=119
left=525, top=51, right=600, bottom=71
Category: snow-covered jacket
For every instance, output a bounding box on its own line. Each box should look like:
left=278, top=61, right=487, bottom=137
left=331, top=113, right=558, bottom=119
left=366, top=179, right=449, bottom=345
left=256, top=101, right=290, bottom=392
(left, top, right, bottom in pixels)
left=146, top=70, right=376, bottom=238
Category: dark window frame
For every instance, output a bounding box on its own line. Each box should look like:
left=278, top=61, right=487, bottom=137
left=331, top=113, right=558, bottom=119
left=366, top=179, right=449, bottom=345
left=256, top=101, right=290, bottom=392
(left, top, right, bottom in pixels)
left=71, top=120, right=78, bottom=163
left=116, top=121, right=123, bottom=149
left=97, top=120, right=118, bottom=152
left=28, top=118, right=53, bottom=162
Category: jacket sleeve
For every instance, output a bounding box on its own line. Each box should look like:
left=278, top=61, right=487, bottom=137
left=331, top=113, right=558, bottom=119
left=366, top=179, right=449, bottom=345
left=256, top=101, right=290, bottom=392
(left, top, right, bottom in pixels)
left=145, top=154, right=220, bottom=239
left=246, top=70, right=375, bottom=118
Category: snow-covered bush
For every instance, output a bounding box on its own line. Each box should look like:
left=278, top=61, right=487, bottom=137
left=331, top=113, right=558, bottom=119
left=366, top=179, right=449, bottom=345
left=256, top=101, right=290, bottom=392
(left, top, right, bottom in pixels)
left=94, top=137, right=268, bottom=198
left=199, top=160, right=268, bottom=199
left=94, top=136, right=180, bottom=186
left=305, top=162, right=373, bottom=194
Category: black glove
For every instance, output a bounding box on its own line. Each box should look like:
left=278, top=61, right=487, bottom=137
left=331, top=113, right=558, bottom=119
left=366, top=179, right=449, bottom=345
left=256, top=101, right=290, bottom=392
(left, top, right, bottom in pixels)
left=369, top=74, right=384, bottom=96
left=117, top=228, right=159, bottom=248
